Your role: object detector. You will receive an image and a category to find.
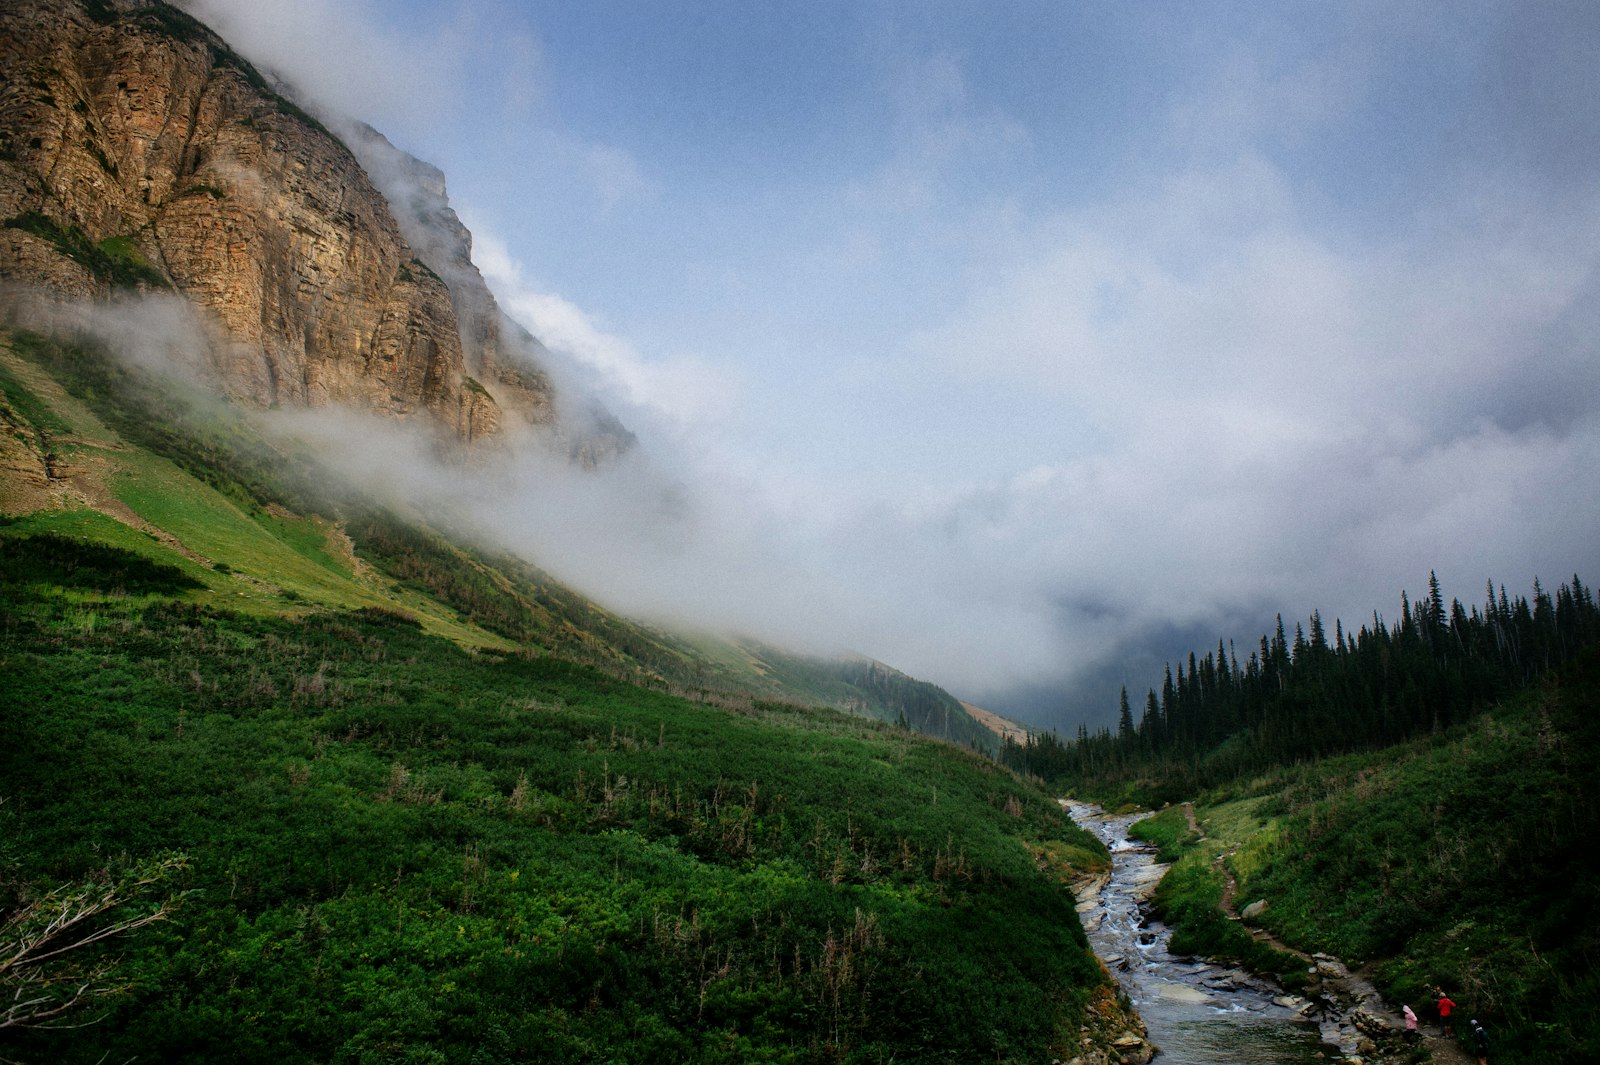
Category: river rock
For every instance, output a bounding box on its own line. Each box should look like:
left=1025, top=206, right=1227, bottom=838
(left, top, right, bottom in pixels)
left=1111, top=1033, right=1154, bottom=1064
left=1350, top=1009, right=1395, bottom=1036
left=1270, top=994, right=1318, bottom=1015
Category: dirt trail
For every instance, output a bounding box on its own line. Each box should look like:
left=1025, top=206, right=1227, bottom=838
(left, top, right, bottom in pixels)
left=1310, top=957, right=1476, bottom=1065
left=1214, top=854, right=1308, bottom=962
left=1213, top=853, right=1474, bottom=1065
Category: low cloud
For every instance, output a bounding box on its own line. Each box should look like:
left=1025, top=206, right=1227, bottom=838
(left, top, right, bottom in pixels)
left=900, top=152, right=1600, bottom=719
left=148, top=2, right=1600, bottom=733
left=178, top=0, right=478, bottom=134
left=469, top=231, right=735, bottom=432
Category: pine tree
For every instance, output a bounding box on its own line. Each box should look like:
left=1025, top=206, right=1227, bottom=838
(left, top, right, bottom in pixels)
left=1040, top=571, right=1600, bottom=796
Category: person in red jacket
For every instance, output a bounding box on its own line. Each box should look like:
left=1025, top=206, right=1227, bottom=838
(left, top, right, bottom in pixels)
left=1434, top=987, right=1458, bottom=1038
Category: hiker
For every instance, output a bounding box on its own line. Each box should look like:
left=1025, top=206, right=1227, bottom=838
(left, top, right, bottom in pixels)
left=1402, top=1004, right=1419, bottom=1042
left=1435, top=987, right=1457, bottom=1037
left=1471, top=1018, right=1488, bottom=1064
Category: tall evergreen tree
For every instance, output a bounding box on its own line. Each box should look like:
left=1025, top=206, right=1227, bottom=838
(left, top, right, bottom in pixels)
left=1003, top=572, right=1600, bottom=796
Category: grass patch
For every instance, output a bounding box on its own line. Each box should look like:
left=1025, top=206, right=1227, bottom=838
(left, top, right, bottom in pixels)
left=1, top=213, right=169, bottom=289
left=0, top=353, right=75, bottom=439
left=1128, top=805, right=1198, bottom=862
left=109, top=451, right=362, bottom=603
left=1130, top=801, right=1307, bottom=985
left=95, top=234, right=167, bottom=287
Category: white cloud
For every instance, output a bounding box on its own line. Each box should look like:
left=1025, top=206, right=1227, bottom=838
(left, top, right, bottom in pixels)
left=162, top=1, right=1600, bottom=729
left=178, top=0, right=472, bottom=132
left=848, top=50, right=1031, bottom=214
left=469, top=229, right=737, bottom=431
left=888, top=140, right=1600, bottom=709
left=177, top=0, right=651, bottom=215
left=573, top=142, right=656, bottom=214
left=924, top=149, right=1600, bottom=444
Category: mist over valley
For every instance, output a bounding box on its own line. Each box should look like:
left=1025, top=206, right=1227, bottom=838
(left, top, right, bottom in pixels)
left=3, top=3, right=1599, bottom=1063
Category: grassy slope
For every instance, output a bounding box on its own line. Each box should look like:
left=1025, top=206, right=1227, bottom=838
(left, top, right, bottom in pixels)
left=1, top=586, right=1106, bottom=1063
left=0, top=327, right=990, bottom=741
left=1126, top=653, right=1600, bottom=1064
left=0, top=329, right=1110, bottom=1062
left=1129, top=802, right=1310, bottom=988
left=0, top=334, right=505, bottom=644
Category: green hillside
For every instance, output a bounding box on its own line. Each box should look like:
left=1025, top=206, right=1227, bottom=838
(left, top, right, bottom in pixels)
left=0, top=326, right=1114, bottom=1062
left=0, top=327, right=992, bottom=747
left=1021, top=581, right=1600, bottom=1064
left=1117, top=651, right=1600, bottom=1064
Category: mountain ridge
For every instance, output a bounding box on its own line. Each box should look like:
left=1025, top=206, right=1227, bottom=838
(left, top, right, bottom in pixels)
left=0, top=0, right=619, bottom=457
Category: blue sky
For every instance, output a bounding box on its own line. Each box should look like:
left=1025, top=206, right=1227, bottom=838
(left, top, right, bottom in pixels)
left=183, top=0, right=1600, bottom=730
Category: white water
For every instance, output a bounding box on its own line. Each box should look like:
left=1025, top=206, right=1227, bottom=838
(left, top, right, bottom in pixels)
left=1068, top=804, right=1338, bottom=1064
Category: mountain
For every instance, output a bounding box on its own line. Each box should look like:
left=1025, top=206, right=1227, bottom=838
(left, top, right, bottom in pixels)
left=340, top=120, right=633, bottom=467
left=0, top=7, right=1136, bottom=1061
left=0, top=0, right=1005, bottom=745
left=0, top=0, right=997, bottom=745
left=0, top=0, right=620, bottom=456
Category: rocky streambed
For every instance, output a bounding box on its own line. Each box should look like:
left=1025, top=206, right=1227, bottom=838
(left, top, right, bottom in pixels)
left=1066, top=803, right=1426, bottom=1065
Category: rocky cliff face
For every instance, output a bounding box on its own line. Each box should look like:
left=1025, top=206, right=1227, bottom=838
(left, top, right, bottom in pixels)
left=0, top=0, right=623, bottom=458
left=346, top=124, right=632, bottom=465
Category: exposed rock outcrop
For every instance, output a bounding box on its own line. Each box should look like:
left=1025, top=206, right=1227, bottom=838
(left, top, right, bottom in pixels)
left=0, top=0, right=625, bottom=459
left=345, top=122, right=632, bottom=464
left=1058, top=983, right=1156, bottom=1065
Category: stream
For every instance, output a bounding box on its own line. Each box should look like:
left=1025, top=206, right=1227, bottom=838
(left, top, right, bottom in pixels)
left=1067, top=803, right=1341, bottom=1064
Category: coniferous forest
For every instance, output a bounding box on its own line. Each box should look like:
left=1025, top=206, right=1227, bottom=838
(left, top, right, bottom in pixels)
left=1003, top=573, right=1600, bottom=800
left=998, top=577, right=1600, bottom=1064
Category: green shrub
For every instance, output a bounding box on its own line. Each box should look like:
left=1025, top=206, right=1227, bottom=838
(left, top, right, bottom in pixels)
left=2, top=594, right=1110, bottom=1063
